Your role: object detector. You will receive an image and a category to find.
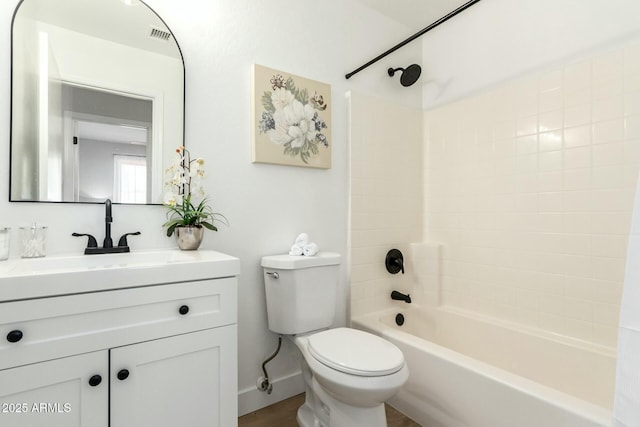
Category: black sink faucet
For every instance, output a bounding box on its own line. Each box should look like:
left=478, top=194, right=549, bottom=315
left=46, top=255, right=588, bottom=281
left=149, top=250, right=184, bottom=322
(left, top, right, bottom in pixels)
left=104, top=198, right=113, bottom=249
left=391, top=290, right=412, bottom=303
left=72, top=199, right=141, bottom=255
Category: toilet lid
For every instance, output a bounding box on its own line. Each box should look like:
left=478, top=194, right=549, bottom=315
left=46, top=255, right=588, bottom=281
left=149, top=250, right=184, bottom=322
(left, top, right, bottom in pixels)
left=308, top=328, right=404, bottom=377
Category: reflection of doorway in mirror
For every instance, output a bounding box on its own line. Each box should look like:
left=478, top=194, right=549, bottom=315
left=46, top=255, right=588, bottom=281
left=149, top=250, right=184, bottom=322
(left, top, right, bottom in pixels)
left=61, top=83, right=153, bottom=203
left=70, top=118, right=150, bottom=203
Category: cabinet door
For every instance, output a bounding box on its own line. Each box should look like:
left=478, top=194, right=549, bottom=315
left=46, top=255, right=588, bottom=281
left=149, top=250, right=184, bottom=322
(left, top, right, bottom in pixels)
left=110, top=326, right=237, bottom=427
left=0, top=350, right=108, bottom=427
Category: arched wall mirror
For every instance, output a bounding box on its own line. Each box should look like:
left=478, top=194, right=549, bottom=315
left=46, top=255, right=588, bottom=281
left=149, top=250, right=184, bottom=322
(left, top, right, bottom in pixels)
left=10, top=0, right=184, bottom=204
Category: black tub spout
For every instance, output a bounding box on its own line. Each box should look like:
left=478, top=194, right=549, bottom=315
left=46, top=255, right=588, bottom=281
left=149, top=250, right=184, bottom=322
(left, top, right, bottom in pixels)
left=391, top=290, right=411, bottom=303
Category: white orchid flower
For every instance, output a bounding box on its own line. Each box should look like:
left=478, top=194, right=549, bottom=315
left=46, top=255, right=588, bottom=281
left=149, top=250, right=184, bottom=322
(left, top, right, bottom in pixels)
left=163, top=191, right=179, bottom=207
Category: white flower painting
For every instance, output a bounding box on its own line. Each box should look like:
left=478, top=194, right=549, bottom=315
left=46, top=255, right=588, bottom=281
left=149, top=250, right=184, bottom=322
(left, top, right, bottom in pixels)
left=252, top=64, right=332, bottom=168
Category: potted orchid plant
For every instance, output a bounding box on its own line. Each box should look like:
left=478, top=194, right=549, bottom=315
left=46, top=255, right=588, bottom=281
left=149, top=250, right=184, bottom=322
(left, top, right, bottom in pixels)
left=163, top=146, right=227, bottom=249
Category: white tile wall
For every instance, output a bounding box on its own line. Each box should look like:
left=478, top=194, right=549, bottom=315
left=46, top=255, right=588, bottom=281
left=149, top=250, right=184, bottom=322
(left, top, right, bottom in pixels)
left=424, top=40, right=640, bottom=348
left=348, top=92, right=423, bottom=317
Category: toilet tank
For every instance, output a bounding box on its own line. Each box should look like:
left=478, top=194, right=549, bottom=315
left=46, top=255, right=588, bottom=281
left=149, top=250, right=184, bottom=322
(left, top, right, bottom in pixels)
left=261, top=252, right=341, bottom=335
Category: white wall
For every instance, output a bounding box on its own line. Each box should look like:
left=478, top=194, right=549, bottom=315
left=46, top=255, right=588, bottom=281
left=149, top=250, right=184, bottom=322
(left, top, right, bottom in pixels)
left=424, top=39, right=640, bottom=348
left=422, top=0, right=640, bottom=109
left=0, top=0, right=421, bottom=415
left=413, top=0, right=640, bottom=349
left=349, top=92, right=424, bottom=317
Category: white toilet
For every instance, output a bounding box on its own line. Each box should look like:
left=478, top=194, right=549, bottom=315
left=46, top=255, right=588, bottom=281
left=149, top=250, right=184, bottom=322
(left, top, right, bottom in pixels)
left=261, top=252, right=409, bottom=427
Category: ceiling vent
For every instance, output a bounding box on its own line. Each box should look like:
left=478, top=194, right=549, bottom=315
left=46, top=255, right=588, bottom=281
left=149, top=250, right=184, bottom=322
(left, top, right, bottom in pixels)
left=149, top=27, right=172, bottom=42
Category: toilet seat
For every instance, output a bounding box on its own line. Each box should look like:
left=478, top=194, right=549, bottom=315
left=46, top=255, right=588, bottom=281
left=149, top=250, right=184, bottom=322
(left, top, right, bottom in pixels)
left=307, top=328, right=404, bottom=377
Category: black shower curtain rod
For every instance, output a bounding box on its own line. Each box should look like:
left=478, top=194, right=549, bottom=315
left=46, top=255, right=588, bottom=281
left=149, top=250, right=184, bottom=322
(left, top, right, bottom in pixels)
left=345, top=0, right=482, bottom=80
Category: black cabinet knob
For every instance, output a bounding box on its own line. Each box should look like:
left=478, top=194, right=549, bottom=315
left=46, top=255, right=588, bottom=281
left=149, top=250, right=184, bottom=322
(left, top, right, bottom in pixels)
left=6, top=330, right=23, bottom=343
left=117, top=369, right=130, bottom=381
left=179, top=305, right=189, bottom=315
left=88, top=375, right=102, bottom=387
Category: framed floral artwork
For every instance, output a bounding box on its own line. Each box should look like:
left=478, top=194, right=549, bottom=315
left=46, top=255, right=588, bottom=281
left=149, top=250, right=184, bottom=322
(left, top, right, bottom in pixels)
left=251, top=64, right=332, bottom=169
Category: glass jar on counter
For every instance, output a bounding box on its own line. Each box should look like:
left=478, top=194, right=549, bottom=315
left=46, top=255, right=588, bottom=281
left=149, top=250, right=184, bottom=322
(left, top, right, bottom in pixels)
left=20, top=224, right=46, bottom=258
left=0, top=227, right=10, bottom=260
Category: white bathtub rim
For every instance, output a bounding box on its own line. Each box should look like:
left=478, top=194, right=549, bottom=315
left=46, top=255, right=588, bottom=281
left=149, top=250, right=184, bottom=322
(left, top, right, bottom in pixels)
left=352, top=307, right=612, bottom=426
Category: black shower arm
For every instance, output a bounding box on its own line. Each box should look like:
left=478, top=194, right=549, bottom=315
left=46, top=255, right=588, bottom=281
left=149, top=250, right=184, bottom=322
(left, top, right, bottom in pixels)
left=344, top=0, right=482, bottom=80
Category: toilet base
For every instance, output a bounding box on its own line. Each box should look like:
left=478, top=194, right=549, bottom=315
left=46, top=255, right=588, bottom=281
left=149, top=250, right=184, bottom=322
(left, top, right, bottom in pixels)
left=296, top=349, right=388, bottom=427
left=296, top=382, right=388, bottom=427
left=296, top=402, right=316, bottom=427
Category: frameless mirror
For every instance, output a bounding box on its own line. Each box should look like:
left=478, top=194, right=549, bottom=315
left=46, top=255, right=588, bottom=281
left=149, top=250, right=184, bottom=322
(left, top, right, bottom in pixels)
left=10, top=0, right=184, bottom=204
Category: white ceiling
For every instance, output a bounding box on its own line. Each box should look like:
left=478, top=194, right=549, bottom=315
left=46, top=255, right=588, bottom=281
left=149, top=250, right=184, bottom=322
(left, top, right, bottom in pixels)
left=354, top=0, right=472, bottom=30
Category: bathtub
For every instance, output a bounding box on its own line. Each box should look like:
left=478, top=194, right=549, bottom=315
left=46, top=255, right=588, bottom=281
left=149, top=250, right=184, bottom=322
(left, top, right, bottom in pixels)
left=352, top=305, right=615, bottom=427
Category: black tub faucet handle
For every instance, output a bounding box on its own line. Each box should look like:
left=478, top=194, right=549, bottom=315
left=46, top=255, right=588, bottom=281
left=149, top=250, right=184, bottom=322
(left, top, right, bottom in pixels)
left=385, top=249, right=405, bottom=274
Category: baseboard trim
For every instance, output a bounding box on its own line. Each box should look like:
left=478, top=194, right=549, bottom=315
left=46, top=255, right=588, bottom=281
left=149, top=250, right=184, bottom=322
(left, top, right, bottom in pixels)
left=238, top=371, right=305, bottom=416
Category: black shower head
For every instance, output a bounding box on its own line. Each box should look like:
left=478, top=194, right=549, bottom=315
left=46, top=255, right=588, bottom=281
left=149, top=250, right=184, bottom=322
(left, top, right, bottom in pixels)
left=387, top=64, right=422, bottom=87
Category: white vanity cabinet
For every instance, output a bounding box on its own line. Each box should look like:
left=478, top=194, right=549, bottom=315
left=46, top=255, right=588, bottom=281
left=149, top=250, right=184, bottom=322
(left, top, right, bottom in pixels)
left=0, top=250, right=239, bottom=427
left=110, top=326, right=236, bottom=427
left=0, top=350, right=108, bottom=427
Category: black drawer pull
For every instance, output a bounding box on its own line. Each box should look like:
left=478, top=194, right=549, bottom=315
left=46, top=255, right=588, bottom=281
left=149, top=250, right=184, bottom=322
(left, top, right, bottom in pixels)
left=88, top=375, right=102, bottom=387
left=179, top=305, right=189, bottom=315
left=117, top=369, right=130, bottom=381
left=6, top=330, right=23, bottom=343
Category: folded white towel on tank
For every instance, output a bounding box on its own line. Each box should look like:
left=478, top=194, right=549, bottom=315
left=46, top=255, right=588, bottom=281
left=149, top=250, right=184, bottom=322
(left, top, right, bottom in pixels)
left=289, top=233, right=318, bottom=256
left=303, top=242, right=319, bottom=257
left=295, top=233, right=309, bottom=247
left=289, top=244, right=304, bottom=256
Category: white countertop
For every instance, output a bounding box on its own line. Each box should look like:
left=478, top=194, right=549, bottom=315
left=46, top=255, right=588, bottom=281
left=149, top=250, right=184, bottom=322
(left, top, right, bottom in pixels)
left=0, top=249, right=240, bottom=302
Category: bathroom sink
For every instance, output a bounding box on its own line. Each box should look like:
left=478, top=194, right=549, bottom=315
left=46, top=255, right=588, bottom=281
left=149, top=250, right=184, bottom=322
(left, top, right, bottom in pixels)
left=7, top=252, right=151, bottom=274
left=8, top=250, right=218, bottom=274
left=0, top=249, right=240, bottom=302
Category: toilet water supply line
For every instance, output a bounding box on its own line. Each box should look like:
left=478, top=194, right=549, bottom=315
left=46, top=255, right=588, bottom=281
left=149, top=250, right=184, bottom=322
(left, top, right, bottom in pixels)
left=257, top=336, right=282, bottom=395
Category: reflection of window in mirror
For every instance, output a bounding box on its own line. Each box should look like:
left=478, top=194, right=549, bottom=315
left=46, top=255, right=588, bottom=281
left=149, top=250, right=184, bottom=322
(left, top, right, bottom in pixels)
left=114, top=155, right=147, bottom=203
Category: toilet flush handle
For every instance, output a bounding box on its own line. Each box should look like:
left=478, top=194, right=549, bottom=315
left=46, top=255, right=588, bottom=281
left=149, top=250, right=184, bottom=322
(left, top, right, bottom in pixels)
left=266, top=272, right=279, bottom=279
